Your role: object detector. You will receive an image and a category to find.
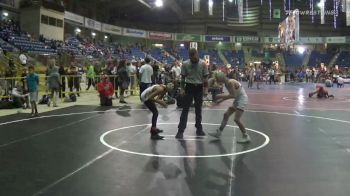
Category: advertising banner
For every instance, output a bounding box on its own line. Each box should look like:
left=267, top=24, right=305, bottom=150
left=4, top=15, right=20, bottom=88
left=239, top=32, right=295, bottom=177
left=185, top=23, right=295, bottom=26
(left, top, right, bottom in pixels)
left=326, top=37, right=347, bottom=43
left=102, top=24, right=122, bottom=35
left=176, top=33, right=202, bottom=42
left=123, top=28, right=147, bottom=38
left=64, top=11, right=84, bottom=24
left=205, top=35, right=231, bottom=42
left=148, top=31, right=173, bottom=40
left=84, top=18, right=102, bottom=31
left=235, top=36, right=260, bottom=43
left=300, top=37, right=324, bottom=44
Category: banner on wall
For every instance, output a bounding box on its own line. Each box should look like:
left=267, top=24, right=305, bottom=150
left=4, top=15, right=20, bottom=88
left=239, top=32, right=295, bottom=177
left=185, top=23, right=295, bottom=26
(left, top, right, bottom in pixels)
left=205, top=35, right=230, bottom=42
left=238, top=0, right=244, bottom=23
left=85, top=18, right=102, bottom=31
left=300, top=37, right=324, bottom=44
left=148, top=31, right=173, bottom=40
left=176, top=33, right=202, bottom=42
left=235, top=36, right=260, bottom=43
left=326, top=37, right=347, bottom=43
left=64, top=11, right=84, bottom=24
left=102, top=24, right=122, bottom=35
left=263, top=37, right=280, bottom=44
left=347, top=0, right=350, bottom=26
left=123, top=28, right=147, bottom=38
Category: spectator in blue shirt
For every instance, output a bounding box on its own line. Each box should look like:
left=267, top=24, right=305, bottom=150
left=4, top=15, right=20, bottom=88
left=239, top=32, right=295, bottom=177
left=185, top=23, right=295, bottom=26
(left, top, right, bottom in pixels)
left=26, top=65, right=39, bottom=117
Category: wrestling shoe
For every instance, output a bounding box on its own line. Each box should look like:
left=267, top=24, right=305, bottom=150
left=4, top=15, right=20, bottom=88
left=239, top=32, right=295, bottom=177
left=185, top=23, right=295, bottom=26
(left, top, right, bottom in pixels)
left=208, top=129, right=222, bottom=139
left=196, top=129, right=206, bottom=136
left=175, top=131, right=184, bottom=139
left=237, top=134, right=251, bottom=144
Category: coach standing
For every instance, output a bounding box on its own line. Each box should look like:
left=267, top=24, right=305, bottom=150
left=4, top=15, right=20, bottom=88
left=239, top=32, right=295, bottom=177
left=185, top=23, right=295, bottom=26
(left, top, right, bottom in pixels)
left=176, top=48, right=209, bottom=139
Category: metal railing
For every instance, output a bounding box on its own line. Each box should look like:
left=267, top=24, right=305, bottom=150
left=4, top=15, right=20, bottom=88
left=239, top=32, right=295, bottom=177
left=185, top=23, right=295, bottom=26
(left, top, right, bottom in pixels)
left=0, top=74, right=140, bottom=100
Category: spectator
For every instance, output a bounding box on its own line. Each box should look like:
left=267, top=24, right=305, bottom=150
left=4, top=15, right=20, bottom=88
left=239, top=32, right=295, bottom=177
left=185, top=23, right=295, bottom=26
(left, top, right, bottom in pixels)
left=47, top=61, right=61, bottom=107
left=139, top=57, right=153, bottom=98
left=58, top=65, right=66, bottom=98
left=127, top=61, right=137, bottom=96
left=97, top=75, right=114, bottom=106
left=117, top=60, right=129, bottom=104
left=11, top=83, right=29, bottom=109
left=86, top=63, right=96, bottom=91
left=67, top=63, right=80, bottom=97
left=26, top=65, right=39, bottom=117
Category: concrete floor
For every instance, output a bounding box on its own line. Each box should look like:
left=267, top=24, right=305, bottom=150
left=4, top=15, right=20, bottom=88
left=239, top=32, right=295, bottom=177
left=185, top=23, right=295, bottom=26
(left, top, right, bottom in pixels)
left=1, top=83, right=350, bottom=196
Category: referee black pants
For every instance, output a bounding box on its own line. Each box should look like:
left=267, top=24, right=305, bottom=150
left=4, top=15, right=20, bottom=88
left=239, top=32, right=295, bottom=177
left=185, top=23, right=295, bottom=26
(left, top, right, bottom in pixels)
left=178, top=83, right=203, bottom=132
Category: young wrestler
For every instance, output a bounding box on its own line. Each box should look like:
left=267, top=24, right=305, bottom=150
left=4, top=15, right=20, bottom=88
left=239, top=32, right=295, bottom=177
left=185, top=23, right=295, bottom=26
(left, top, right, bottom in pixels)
left=141, top=83, right=174, bottom=140
left=208, top=72, right=251, bottom=143
left=309, top=85, right=334, bottom=98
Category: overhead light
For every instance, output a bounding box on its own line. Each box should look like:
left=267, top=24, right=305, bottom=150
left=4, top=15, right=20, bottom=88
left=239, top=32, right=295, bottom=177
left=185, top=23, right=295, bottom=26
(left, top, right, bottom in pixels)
left=180, top=44, right=185, bottom=47
left=92, top=32, right=96, bottom=37
left=155, top=0, right=163, bottom=7
left=228, top=0, right=233, bottom=2
left=75, top=28, right=81, bottom=33
left=297, top=46, right=305, bottom=54
left=104, top=35, right=108, bottom=39
left=317, top=2, right=322, bottom=8
left=3, top=12, right=8, bottom=17
left=209, top=0, right=213, bottom=7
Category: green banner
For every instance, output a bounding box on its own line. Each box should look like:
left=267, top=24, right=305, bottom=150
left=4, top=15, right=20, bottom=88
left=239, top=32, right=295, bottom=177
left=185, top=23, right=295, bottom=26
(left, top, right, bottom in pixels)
left=176, top=33, right=202, bottom=42
left=234, top=36, right=260, bottom=43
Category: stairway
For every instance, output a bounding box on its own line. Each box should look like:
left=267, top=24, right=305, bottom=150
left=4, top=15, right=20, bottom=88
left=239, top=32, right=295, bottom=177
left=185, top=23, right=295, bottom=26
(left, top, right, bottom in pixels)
left=328, top=52, right=341, bottom=67
left=218, top=50, right=228, bottom=65
left=302, top=50, right=312, bottom=67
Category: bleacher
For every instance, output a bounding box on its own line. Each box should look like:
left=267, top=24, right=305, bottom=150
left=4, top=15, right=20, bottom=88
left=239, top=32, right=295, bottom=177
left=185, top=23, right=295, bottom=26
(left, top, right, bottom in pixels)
left=0, top=27, right=56, bottom=55
left=308, top=51, right=333, bottom=67
left=335, top=51, right=350, bottom=67
left=284, top=52, right=305, bottom=67
left=0, top=38, right=17, bottom=52
left=130, top=47, right=145, bottom=60
left=223, top=50, right=245, bottom=67
left=176, top=47, right=189, bottom=60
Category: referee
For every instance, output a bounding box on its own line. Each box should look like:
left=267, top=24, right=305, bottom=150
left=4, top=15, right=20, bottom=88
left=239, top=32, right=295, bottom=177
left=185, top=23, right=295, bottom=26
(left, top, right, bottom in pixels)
left=176, top=48, right=209, bottom=139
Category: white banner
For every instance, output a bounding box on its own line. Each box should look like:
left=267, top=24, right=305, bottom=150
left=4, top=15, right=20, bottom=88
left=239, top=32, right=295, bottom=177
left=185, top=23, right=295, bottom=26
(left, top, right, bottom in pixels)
left=123, top=28, right=146, bottom=38
left=320, top=0, right=325, bottom=24
left=84, top=18, right=102, bottom=31
left=208, top=0, right=213, bottom=15
left=238, top=0, right=243, bottom=23
left=102, top=24, right=122, bottom=35
left=64, top=11, right=84, bottom=24
left=194, top=0, right=200, bottom=12
left=347, top=0, right=350, bottom=26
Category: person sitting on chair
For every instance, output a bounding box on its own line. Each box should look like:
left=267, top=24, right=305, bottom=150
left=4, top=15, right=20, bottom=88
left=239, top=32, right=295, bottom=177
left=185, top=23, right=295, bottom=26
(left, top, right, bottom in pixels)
left=97, top=75, right=114, bottom=106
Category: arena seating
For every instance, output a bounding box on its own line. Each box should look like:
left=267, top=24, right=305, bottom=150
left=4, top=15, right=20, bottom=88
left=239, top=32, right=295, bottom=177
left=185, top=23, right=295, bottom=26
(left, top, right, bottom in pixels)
left=335, top=51, right=350, bottom=67
left=284, top=52, right=305, bottom=67
left=308, top=51, right=333, bottom=67
left=223, top=50, right=245, bottom=67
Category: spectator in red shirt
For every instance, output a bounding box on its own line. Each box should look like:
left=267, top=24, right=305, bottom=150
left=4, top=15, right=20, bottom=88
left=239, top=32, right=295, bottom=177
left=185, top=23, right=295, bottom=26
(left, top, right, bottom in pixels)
left=97, top=75, right=114, bottom=106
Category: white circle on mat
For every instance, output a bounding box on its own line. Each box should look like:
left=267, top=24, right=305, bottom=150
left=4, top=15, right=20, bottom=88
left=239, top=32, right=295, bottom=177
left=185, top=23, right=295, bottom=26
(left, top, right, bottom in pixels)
left=100, top=122, right=270, bottom=158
